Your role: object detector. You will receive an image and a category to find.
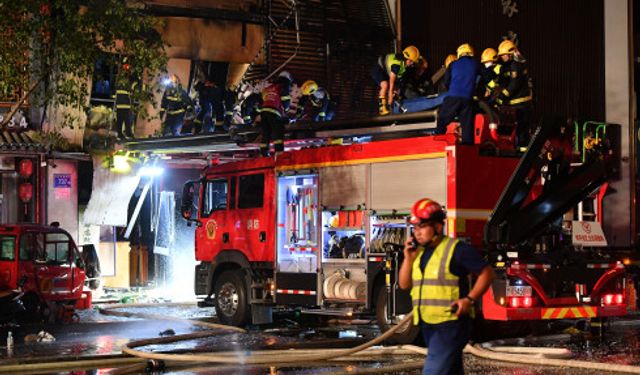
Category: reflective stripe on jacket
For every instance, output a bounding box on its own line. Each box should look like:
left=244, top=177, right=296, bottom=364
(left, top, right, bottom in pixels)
left=378, top=53, right=406, bottom=79
left=411, top=236, right=460, bottom=325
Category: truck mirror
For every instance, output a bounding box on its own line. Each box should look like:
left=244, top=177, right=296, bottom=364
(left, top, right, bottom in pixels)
left=181, top=180, right=201, bottom=226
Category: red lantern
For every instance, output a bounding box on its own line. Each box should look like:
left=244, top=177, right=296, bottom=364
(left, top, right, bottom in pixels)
left=19, top=183, right=33, bottom=202
left=18, top=159, right=33, bottom=178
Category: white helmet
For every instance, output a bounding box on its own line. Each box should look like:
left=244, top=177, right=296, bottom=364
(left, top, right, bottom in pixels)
left=278, top=70, right=293, bottom=82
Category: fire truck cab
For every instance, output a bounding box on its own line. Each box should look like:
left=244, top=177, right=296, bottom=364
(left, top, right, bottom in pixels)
left=0, top=224, right=87, bottom=320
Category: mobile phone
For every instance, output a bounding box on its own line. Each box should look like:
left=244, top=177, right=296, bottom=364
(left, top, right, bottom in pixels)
left=409, top=233, right=417, bottom=249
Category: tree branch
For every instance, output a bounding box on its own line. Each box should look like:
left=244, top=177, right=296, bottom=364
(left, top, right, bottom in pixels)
left=0, top=77, right=44, bottom=129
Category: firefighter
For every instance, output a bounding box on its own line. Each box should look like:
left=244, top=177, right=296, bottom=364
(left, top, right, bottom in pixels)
left=399, top=198, right=494, bottom=375
left=223, top=88, right=236, bottom=130
left=258, top=71, right=292, bottom=156
left=193, top=78, right=221, bottom=134
left=371, top=45, right=421, bottom=116
left=435, top=43, right=481, bottom=145
left=297, top=80, right=336, bottom=122
left=113, top=61, right=137, bottom=139
left=494, top=39, right=533, bottom=150
left=241, top=91, right=263, bottom=126
left=160, top=75, right=193, bottom=136
left=478, top=48, right=499, bottom=99
left=402, top=56, right=435, bottom=100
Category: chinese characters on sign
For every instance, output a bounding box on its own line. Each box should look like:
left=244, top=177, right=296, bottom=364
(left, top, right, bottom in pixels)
left=501, top=0, right=519, bottom=18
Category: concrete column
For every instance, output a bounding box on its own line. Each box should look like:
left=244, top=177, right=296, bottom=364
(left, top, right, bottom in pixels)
left=604, top=0, right=633, bottom=246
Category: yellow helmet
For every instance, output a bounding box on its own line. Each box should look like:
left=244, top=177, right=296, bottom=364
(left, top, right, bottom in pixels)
left=498, top=40, right=516, bottom=56
left=444, top=54, right=457, bottom=69
left=456, top=43, right=474, bottom=58
left=301, top=80, right=318, bottom=96
left=402, top=45, right=420, bottom=63
left=329, top=215, right=339, bottom=228
left=480, top=48, right=498, bottom=63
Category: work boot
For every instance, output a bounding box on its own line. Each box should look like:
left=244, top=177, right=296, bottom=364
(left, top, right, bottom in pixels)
left=378, top=97, right=389, bottom=116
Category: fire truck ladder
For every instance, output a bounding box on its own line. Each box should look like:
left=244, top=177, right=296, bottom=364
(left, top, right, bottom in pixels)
left=484, top=116, right=611, bottom=247
left=123, top=110, right=437, bottom=154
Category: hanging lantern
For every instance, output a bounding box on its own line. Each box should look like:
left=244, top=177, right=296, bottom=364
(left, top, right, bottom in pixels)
left=18, top=159, right=33, bottom=178
left=19, top=183, right=33, bottom=202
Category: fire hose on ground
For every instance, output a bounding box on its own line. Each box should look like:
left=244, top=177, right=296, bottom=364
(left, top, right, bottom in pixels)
left=101, top=303, right=640, bottom=374
left=2, top=303, right=640, bottom=374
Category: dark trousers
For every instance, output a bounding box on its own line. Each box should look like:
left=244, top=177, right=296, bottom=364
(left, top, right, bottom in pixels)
left=164, top=113, right=185, bottom=136
left=114, top=109, right=134, bottom=138
left=260, top=111, right=285, bottom=156
left=513, top=103, right=532, bottom=148
left=195, top=100, right=215, bottom=134
left=421, top=318, right=471, bottom=375
left=435, top=96, right=474, bottom=145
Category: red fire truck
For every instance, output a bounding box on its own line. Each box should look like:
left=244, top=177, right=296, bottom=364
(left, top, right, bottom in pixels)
left=0, top=224, right=88, bottom=322
left=181, top=114, right=636, bottom=342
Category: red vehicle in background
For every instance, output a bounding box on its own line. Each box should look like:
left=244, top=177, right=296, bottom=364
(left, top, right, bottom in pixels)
left=0, top=224, right=88, bottom=322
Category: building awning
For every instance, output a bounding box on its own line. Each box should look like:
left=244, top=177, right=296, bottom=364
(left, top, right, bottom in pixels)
left=0, top=131, right=47, bottom=153
left=83, top=158, right=140, bottom=227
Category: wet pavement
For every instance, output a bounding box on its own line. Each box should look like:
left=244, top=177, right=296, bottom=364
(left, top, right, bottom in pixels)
left=1, top=303, right=640, bottom=374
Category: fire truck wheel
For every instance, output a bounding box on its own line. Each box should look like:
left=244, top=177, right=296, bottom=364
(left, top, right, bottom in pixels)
left=375, top=288, right=420, bottom=344
left=214, top=270, right=250, bottom=326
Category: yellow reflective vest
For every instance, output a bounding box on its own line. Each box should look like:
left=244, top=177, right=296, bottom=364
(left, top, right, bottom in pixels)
left=410, top=236, right=460, bottom=325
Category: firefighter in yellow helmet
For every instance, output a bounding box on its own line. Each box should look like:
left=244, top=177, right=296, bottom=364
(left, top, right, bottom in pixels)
left=399, top=198, right=494, bottom=374
left=160, top=74, right=193, bottom=136
left=402, top=56, right=435, bottom=100
left=478, top=48, right=499, bottom=99
left=444, top=54, right=457, bottom=69
left=492, top=39, right=533, bottom=150
left=297, top=80, right=336, bottom=122
left=435, top=43, right=481, bottom=144
left=371, top=45, right=421, bottom=115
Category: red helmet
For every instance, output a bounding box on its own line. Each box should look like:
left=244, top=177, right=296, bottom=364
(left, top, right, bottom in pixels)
left=410, top=198, right=445, bottom=224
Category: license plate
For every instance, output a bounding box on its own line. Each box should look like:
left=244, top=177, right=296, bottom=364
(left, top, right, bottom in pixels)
left=506, top=286, right=532, bottom=297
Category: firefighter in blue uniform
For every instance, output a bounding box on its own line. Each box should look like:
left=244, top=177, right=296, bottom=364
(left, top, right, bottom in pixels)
left=435, top=43, right=481, bottom=145
left=399, top=198, right=494, bottom=375
left=160, top=75, right=193, bottom=136
left=371, top=45, right=421, bottom=115
left=113, top=61, right=137, bottom=139
left=297, top=80, right=335, bottom=122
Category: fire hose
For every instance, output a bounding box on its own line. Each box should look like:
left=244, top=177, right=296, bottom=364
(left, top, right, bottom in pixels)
left=102, top=304, right=640, bottom=374
left=3, top=303, right=639, bottom=374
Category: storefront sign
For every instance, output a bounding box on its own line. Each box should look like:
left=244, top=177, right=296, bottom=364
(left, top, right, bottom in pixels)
left=54, top=174, right=72, bottom=188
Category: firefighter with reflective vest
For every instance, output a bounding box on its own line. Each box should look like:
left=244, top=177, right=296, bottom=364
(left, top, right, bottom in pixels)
left=371, top=45, right=421, bottom=116
left=298, top=80, right=335, bottom=122
left=160, top=74, right=193, bottom=136
left=478, top=48, right=499, bottom=99
left=258, top=71, right=292, bottom=156
left=399, top=198, right=494, bottom=374
left=492, top=39, right=533, bottom=150
left=113, top=61, right=137, bottom=139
